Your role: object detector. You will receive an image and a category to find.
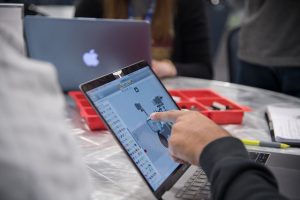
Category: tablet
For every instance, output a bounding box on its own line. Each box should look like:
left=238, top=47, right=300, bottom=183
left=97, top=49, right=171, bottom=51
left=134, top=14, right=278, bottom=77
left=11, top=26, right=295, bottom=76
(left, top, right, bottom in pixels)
left=80, top=61, right=189, bottom=198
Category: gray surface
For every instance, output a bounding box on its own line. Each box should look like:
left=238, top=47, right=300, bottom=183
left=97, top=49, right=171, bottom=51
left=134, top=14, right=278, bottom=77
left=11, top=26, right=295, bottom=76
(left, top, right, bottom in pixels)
left=67, top=77, right=300, bottom=200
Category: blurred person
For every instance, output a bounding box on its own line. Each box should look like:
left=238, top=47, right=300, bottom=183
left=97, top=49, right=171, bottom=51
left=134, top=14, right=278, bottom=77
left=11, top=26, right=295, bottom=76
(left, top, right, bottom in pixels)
left=237, top=0, right=300, bottom=97
left=151, top=110, right=288, bottom=200
left=75, top=0, right=213, bottom=79
left=0, top=21, right=90, bottom=200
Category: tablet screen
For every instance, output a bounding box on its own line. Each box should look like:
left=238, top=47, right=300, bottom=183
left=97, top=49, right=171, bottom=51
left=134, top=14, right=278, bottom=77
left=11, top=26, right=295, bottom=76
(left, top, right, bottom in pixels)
left=86, top=65, right=180, bottom=191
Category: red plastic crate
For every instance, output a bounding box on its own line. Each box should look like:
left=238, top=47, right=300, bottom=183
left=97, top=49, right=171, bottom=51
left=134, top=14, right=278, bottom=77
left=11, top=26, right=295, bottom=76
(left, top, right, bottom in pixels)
left=168, top=89, right=251, bottom=124
left=68, top=91, right=86, bottom=100
left=75, top=100, right=90, bottom=115
left=68, top=91, right=107, bottom=131
left=176, top=101, right=209, bottom=117
left=81, top=107, right=106, bottom=130
left=68, top=89, right=251, bottom=131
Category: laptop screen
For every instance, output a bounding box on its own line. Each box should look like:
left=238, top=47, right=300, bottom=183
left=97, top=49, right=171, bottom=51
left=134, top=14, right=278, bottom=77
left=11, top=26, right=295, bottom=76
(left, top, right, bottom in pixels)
left=85, top=65, right=180, bottom=191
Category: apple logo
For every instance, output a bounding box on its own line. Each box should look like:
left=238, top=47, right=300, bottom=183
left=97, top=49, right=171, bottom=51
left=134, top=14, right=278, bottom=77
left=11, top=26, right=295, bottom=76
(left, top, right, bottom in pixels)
left=82, top=49, right=99, bottom=67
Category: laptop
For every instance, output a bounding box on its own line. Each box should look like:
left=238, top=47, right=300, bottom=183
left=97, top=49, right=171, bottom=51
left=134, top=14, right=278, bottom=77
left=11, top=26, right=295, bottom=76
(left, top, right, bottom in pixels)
left=248, top=151, right=300, bottom=200
left=24, top=16, right=151, bottom=91
left=80, top=61, right=300, bottom=200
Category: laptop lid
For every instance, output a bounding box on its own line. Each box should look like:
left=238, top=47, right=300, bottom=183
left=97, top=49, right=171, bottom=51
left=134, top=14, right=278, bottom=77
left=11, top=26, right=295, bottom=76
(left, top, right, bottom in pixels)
left=80, top=61, right=189, bottom=199
left=24, top=16, right=151, bottom=91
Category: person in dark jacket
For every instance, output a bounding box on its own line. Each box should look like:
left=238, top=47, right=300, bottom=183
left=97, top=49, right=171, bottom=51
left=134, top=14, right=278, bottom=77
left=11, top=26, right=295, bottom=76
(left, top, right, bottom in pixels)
left=237, top=0, right=300, bottom=97
left=75, top=0, right=213, bottom=79
left=150, top=110, right=288, bottom=200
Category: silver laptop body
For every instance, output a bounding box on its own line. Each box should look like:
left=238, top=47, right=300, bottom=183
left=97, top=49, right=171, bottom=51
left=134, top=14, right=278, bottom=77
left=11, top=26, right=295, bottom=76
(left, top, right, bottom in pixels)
left=24, top=16, right=151, bottom=91
left=164, top=151, right=300, bottom=200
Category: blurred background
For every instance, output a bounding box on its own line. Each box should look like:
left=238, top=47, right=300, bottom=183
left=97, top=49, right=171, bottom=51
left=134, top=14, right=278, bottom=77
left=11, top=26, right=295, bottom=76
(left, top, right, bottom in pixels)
left=0, top=0, right=245, bottom=82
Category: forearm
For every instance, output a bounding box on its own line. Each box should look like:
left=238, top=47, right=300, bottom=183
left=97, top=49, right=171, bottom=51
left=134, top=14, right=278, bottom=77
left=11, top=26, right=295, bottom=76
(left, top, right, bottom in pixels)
left=200, top=137, right=287, bottom=200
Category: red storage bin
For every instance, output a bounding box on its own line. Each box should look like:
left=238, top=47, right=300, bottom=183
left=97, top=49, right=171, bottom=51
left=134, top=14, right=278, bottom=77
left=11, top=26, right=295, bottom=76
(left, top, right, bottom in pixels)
left=75, top=100, right=90, bottom=115
left=196, top=98, right=244, bottom=124
left=68, top=91, right=86, bottom=100
left=168, top=90, right=189, bottom=102
left=81, top=107, right=106, bottom=130
left=68, top=91, right=107, bottom=131
left=176, top=101, right=209, bottom=117
left=168, top=89, right=251, bottom=124
left=68, top=89, right=251, bottom=131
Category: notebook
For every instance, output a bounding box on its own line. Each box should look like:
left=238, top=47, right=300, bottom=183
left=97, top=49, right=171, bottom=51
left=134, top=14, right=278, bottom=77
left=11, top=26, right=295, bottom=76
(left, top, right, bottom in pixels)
left=24, top=16, right=151, bottom=91
left=266, top=105, right=300, bottom=146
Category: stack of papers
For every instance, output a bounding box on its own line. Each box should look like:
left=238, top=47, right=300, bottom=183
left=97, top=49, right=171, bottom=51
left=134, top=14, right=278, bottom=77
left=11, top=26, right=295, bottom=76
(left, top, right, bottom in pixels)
left=266, top=105, right=300, bottom=146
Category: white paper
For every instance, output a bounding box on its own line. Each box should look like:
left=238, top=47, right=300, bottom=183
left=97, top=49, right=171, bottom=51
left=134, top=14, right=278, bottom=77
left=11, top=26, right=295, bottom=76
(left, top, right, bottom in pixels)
left=267, top=105, right=300, bottom=141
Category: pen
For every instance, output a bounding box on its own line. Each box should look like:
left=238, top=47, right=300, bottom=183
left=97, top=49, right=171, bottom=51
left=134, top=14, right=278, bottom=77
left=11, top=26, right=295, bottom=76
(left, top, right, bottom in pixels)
left=241, top=139, right=290, bottom=149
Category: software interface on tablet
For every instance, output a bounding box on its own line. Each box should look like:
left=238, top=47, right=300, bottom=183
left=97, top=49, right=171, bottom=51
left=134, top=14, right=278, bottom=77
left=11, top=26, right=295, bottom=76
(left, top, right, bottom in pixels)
left=87, top=67, right=180, bottom=190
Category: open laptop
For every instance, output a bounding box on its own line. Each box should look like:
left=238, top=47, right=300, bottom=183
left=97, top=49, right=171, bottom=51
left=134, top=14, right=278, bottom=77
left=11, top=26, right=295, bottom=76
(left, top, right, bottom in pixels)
left=80, top=61, right=300, bottom=200
left=24, top=16, right=151, bottom=91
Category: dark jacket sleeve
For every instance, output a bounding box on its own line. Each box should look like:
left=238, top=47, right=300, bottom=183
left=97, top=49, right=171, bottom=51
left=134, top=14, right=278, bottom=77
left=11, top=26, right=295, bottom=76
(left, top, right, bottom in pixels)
left=200, top=137, right=288, bottom=200
left=172, top=0, right=213, bottom=79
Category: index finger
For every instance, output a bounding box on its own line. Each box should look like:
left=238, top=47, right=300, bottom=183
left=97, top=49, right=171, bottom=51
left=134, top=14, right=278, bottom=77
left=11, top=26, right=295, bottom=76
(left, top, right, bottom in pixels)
left=150, top=110, right=187, bottom=123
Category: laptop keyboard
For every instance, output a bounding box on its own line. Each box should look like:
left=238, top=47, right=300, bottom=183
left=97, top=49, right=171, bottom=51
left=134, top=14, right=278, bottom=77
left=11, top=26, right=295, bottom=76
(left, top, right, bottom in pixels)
left=248, top=152, right=270, bottom=164
left=175, top=169, right=211, bottom=200
left=175, top=152, right=270, bottom=199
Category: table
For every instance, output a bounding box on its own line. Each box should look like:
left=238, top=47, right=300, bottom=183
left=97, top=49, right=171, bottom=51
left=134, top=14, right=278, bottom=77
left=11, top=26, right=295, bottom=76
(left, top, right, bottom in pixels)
left=66, top=77, right=300, bottom=200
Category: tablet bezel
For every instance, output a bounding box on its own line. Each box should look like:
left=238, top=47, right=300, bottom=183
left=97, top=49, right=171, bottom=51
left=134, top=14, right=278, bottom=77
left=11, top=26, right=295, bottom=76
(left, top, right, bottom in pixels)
left=80, top=60, right=190, bottom=199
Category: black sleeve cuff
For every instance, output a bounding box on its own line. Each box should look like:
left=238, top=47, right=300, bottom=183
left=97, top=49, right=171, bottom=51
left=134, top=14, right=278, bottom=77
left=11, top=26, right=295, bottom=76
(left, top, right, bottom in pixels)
left=200, top=137, right=248, bottom=178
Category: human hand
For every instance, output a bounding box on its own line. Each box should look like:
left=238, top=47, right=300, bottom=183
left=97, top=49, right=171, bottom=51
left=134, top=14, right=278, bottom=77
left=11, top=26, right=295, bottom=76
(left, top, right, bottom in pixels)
left=151, top=59, right=177, bottom=78
left=150, top=110, right=230, bottom=165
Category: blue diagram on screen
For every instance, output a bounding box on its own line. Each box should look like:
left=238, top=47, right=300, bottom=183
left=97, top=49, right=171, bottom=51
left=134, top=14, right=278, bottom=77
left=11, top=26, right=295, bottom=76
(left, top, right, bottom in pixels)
left=87, top=67, right=180, bottom=190
left=134, top=96, right=172, bottom=148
